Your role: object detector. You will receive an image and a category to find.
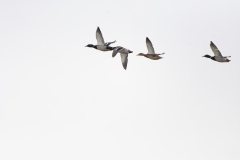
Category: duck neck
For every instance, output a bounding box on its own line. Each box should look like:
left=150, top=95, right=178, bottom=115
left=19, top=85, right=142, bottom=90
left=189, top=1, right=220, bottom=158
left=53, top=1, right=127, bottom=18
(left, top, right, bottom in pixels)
left=210, top=56, right=215, bottom=60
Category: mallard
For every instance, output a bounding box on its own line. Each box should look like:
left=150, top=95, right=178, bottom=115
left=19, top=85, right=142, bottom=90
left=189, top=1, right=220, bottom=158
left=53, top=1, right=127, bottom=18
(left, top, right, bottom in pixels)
left=112, top=46, right=133, bottom=70
left=85, top=27, right=116, bottom=51
left=203, top=41, right=231, bottom=62
left=137, top=37, right=165, bottom=60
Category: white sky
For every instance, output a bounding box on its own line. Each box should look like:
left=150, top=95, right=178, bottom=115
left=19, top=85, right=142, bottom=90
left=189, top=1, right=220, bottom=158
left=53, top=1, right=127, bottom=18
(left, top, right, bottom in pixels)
left=0, top=0, right=240, bottom=159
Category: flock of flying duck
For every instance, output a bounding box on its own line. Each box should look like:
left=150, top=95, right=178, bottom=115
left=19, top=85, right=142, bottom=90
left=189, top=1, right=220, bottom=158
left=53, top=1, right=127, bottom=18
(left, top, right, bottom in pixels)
left=85, top=27, right=231, bottom=70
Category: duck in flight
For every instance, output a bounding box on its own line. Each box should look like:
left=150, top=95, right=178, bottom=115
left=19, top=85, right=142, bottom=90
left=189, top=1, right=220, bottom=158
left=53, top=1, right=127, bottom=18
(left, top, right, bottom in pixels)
left=202, top=41, right=231, bottom=62
left=137, top=37, right=165, bottom=60
left=85, top=27, right=116, bottom=51
left=112, top=46, right=133, bottom=70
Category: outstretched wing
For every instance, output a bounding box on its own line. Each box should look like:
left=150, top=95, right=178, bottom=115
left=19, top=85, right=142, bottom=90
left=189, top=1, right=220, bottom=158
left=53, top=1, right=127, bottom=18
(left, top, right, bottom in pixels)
left=146, top=37, right=155, bottom=54
left=112, top=46, right=123, bottom=57
left=156, top=53, right=165, bottom=55
left=120, top=53, right=128, bottom=70
left=96, top=27, right=105, bottom=45
left=210, top=41, right=222, bottom=57
left=105, top=40, right=116, bottom=46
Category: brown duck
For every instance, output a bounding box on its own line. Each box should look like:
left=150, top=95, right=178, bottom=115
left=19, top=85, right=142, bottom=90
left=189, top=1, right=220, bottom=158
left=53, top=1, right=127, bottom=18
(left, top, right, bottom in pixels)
left=137, top=37, right=165, bottom=60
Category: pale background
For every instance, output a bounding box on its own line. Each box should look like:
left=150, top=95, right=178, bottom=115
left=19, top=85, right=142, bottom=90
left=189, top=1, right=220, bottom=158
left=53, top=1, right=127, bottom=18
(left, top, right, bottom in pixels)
left=0, top=0, right=240, bottom=160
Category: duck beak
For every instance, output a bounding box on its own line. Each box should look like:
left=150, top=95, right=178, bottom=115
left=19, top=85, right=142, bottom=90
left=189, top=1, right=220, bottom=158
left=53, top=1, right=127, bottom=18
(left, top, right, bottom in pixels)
left=129, top=50, right=133, bottom=53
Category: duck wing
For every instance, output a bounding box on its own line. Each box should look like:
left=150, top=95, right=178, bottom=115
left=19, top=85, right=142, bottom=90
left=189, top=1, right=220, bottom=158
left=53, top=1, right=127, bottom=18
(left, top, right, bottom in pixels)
left=105, top=40, right=116, bottom=46
left=112, top=46, right=124, bottom=57
left=156, top=53, right=165, bottom=55
left=96, top=27, right=105, bottom=45
left=146, top=37, right=155, bottom=54
left=120, top=53, right=128, bottom=70
left=210, top=41, right=223, bottom=57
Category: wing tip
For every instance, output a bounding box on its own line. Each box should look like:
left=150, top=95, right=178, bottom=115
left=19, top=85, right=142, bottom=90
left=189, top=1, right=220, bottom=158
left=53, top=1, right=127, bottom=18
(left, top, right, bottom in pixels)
left=123, top=64, right=127, bottom=70
left=96, top=27, right=101, bottom=32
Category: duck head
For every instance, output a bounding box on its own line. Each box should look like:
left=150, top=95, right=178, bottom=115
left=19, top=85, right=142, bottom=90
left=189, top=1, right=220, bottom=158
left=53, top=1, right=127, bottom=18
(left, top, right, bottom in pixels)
left=202, top=55, right=212, bottom=58
left=137, top=53, right=145, bottom=56
left=85, top=44, right=95, bottom=48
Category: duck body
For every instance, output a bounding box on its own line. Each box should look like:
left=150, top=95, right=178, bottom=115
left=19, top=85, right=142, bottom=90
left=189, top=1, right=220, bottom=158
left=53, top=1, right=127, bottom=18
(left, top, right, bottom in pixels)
left=202, top=41, right=231, bottom=62
left=96, top=45, right=115, bottom=51
left=213, top=56, right=230, bottom=62
left=85, top=27, right=116, bottom=51
left=202, top=55, right=230, bottom=62
left=138, top=53, right=162, bottom=60
left=137, top=37, right=164, bottom=60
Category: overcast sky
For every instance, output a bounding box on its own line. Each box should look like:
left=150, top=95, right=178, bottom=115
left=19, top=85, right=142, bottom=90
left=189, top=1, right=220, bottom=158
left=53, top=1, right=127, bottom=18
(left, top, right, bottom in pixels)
left=0, top=0, right=240, bottom=160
